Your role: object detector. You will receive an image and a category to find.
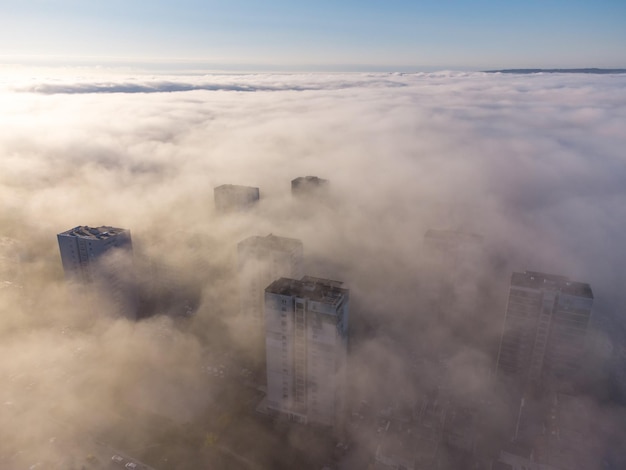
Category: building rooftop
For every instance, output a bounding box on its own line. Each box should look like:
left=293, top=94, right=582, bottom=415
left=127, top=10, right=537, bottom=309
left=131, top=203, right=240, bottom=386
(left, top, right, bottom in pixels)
left=291, top=176, right=329, bottom=197
left=238, top=233, right=302, bottom=252
left=511, top=271, right=593, bottom=299
left=58, top=226, right=128, bottom=240
left=266, top=276, right=347, bottom=306
left=214, top=184, right=260, bottom=193
left=291, top=176, right=328, bottom=186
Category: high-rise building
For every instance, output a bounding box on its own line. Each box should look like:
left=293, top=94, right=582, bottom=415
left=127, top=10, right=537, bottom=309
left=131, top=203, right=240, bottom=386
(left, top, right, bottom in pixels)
left=238, top=234, right=303, bottom=333
left=58, top=226, right=133, bottom=282
left=214, top=184, right=260, bottom=212
left=496, top=271, right=593, bottom=387
left=57, top=225, right=136, bottom=316
left=291, top=176, right=328, bottom=198
left=265, top=276, right=348, bottom=427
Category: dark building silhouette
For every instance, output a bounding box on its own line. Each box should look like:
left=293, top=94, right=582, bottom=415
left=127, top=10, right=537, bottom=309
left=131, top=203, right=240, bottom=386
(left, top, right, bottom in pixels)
left=291, top=176, right=328, bottom=198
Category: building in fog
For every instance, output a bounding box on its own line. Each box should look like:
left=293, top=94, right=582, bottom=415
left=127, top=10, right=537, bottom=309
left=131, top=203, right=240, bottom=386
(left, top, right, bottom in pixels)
left=238, top=234, right=303, bottom=333
left=57, top=225, right=136, bottom=316
left=496, top=271, right=593, bottom=388
left=422, top=229, right=484, bottom=322
left=291, top=176, right=328, bottom=198
left=58, top=226, right=133, bottom=282
left=214, top=184, right=259, bottom=212
left=265, top=276, right=348, bottom=427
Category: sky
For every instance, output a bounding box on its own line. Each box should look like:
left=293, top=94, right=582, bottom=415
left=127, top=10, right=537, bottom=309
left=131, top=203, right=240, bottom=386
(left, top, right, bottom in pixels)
left=1, top=0, right=625, bottom=70
left=1, top=69, right=626, bottom=466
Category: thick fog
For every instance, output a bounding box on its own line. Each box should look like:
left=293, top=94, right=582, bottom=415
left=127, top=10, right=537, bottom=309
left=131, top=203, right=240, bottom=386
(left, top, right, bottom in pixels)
left=1, top=69, right=625, bottom=468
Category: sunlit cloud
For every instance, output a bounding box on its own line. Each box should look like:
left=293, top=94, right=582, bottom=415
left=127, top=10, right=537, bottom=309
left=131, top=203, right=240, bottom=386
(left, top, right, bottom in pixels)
left=1, top=69, right=625, bottom=467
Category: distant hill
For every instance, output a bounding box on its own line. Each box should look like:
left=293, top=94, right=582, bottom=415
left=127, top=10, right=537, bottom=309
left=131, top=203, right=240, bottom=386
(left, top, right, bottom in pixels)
left=484, top=68, right=626, bottom=74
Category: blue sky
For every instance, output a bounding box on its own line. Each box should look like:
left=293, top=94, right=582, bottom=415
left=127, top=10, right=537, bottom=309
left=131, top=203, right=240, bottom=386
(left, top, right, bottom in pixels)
left=1, top=0, right=625, bottom=70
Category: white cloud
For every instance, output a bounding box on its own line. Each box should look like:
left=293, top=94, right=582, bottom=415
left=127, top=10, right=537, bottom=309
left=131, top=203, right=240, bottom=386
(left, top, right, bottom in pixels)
left=1, top=69, right=626, bottom=466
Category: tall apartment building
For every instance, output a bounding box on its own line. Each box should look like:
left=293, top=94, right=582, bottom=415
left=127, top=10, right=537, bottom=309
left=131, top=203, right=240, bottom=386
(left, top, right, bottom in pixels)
left=57, top=225, right=136, bottom=316
left=214, top=184, right=260, bottom=212
left=291, top=176, right=328, bottom=198
left=496, top=271, right=593, bottom=387
left=265, top=276, right=349, bottom=427
left=238, top=234, right=303, bottom=332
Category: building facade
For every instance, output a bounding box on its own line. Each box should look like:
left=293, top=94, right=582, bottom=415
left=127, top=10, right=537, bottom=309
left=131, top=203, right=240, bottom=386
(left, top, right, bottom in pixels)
left=214, top=184, right=260, bottom=212
left=291, top=176, right=328, bottom=198
left=238, top=234, right=303, bottom=333
left=57, top=225, right=136, bottom=316
left=58, top=226, right=133, bottom=282
left=265, top=276, right=348, bottom=427
left=496, top=271, right=593, bottom=387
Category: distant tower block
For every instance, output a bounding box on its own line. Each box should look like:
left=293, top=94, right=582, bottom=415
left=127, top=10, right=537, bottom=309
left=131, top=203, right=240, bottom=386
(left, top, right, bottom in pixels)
left=291, top=176, right=329, bottom=198
left=238, top=234, right=304, bottom=332
left=57, top=225, right=137, bottom=317
left=214, top=184, right=260, bottom=213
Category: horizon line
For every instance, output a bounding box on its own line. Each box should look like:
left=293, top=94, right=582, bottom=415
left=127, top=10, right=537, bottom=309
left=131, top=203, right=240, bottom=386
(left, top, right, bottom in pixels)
left=2, top=55, right=626, bottom=74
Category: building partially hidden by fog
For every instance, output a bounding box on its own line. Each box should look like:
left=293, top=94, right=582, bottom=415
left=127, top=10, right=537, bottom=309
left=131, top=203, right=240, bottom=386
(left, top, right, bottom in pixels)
left=422, top=229, right=484, bottom=321
left=291, top=176, right=328, bottom=198
left=496, top=271, right=593, bottom=388
left=57, top=226, right=133, bottom=282
left=238, top=234, right=303, bottom=334
left=265, top=276, right=348, bottom=427
left=57, top=226, right=136, bottom=317
left=214, top=184, right=259, bottom=212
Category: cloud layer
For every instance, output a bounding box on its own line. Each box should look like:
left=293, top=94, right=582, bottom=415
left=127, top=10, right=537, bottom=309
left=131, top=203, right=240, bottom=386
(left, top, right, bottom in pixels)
left=1, top=69, right=626, bottom=468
